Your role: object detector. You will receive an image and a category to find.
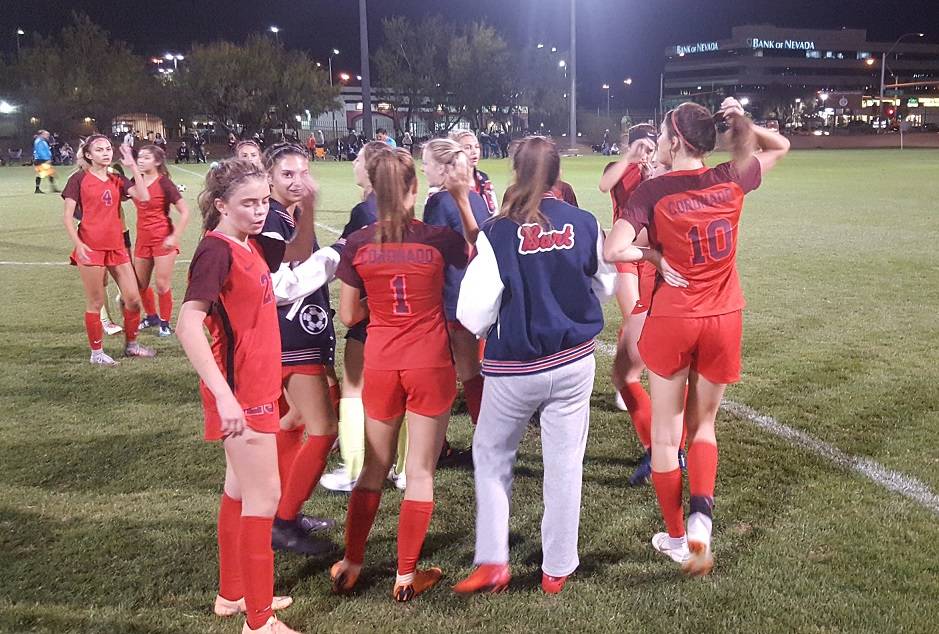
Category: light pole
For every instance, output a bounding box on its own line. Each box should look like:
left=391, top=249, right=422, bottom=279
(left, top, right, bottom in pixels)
left=569, top=0, right=577, bottom=150
left=879, top=32, right=924, bottom=129
left=329, top=49, right=340, bottom=141
left=269, top=25, right=280, bottom=43
left=359, top=0, right=373, bottom=141
left=15, top=28, right=24, bottom=56
left=164, top=52, right=184, bottom=71
left=602, top=84, right=611, bottom=118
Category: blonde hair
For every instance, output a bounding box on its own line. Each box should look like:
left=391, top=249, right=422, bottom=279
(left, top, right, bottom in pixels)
left=423, top=138, right=465, bottom=173
left=500, top=136, right=559, bottom=227
left=367, top=146, right=417, bottom=244
left=197, top=159, right=267, bottom=231
left=450, top=130, right=477, bottom=145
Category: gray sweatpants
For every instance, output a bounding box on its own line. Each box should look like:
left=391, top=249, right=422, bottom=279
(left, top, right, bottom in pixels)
left=472, top=354, right=595, bottom=577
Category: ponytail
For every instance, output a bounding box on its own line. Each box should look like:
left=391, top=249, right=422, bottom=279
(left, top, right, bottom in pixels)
left=366, top=146, right=417, bottom=244
left=500, top=136, right=559, bottom=227
left=197, top=159, right=266, bottom=231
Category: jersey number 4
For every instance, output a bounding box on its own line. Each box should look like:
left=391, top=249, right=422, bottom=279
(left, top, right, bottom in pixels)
left=688, top=219, right=733, bottom=265
left=390, top=275, right=412, bottom=315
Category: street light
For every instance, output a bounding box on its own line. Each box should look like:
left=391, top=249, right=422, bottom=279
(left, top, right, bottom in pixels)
left=537, top=42, right=545, bottom=49
left=865, top=58, right=876, bottom=66
left=339, top=72, right=351, bottom=82
left=740, top=97, right=751, bottom=106
left=602, top=83, right=611, bottom=118
left=624, top=77, right=633, bottom=86
left=879, top=32, right=925, bottom=128
left=15, top=28, right=24, bottom=56
left=164, top=52, right=184, bottom=70
left=270, top=25, right=280, bottom=43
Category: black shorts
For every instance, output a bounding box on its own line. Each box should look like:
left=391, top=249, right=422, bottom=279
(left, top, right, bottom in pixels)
left=345, top=320, right=368, bottom=343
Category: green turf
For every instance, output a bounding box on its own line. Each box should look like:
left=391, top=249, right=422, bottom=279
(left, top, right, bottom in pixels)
left=1, top=151, right=937, bottom=633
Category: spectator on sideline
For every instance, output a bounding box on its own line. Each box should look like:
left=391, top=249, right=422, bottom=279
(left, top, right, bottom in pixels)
left=33, top=130, right=59, bottom=193
left=376, top=128, right=397, bottom=148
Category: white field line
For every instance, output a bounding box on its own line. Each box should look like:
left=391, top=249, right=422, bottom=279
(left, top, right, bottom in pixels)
left=594, top=340, right=939, bottom=516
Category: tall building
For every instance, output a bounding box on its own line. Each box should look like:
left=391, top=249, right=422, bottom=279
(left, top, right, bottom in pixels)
left=663, top=25, right=939, bottom=127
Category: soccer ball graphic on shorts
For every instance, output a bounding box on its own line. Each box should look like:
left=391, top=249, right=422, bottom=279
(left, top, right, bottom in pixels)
left=299, top=304, right=328, bottom=336
left=177, top=184, right=187, bottom=193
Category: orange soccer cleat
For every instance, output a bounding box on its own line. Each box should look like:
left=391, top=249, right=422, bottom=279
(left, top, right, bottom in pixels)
left=541, top=573, right=569, bottom=594
left=452, top=563, right=511, bottom=595
left=330, top=559, right=362, bottom=594
left=682, top=540, right=714, bottom=577
left=392, top=567, right=443, bottom=602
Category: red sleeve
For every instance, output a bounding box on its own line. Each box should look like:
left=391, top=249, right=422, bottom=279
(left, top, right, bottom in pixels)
left=160, top=176, right=183, bottom=204
left=184, top=236, right=232, bottom=305
left=61, top=171, right=84, bottom=201
left=116, top=174, right=132, bottom=201
left=622, top=183, right=653, bottom=235
left=619, top=164, right=642, bottom=193
left=731, top=156, right=762, bottom=194
left=335, top=236, right=365, bottom=290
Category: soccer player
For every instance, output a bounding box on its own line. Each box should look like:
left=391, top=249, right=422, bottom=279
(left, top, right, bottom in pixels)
left=453, top=136, right=616, bottom=596
left=451, top=130, right=499, bottom=214
left=33, top=130, right=59, bottom=193
left=330, top=145, right=478, bottom=602
left=254, top=143, right=337, bottom=555
left=235, top=140, right=263, bottom=169
left=62, top=135, right=156, bottom=365
left=422, top=139, right=490, bottom=447
left=176, top=159, right=298, bottom=634
left=604, top=98, right=790, bottom=575
left=132, top=144, right=190, bottom=336
left=598, top=124, right=661, bottom=484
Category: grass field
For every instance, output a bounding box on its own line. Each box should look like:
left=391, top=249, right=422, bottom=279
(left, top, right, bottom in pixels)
left=1, top=150, right=938, bottom=633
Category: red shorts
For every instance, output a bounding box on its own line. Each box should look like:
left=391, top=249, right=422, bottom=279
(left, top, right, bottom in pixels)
left=201, top=384, right=281, bottom=441
left=615, top=261, right=639, bottom=275
left=362, top=365, right=457, bottom=421
left=638, top=311, right=743, bottom=384
left=134, top=241, right=179, bottom=259
left=69, top=247, right=131, bottom=267
left=633, top=261, right=656, bottom=315
left=282, top=363, right=326, bottom=381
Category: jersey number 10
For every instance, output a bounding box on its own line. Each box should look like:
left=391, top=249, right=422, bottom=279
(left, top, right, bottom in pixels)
left=687, top=219, right=734, bottom=265
left=391, top=275, right=412, bottom=315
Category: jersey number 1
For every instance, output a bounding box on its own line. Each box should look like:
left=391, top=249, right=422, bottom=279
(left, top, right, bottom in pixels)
left=688, top=219, right=733, bottom=265
left=391, top=275, right=411, bottom=315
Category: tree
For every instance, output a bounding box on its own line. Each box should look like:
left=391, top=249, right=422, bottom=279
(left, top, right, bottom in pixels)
left=3, top=13, right=154, bottom=136
left=447, top=22, right=512, bottom=131
left=176, top=35, right=338, bottom=136
left=515, top=47, right=570, bottom=133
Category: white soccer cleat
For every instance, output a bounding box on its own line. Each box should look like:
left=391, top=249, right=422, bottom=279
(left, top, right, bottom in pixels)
left=614, top=390, right=628, bottom=411
left=101, top=318, right=123, bottom=336
left=124, top=342, right=157, bottom=358
left=683, top=512, right=714, bottom=577
left=89, top=350, right=119, bottom=366
left=319, top=464, right=356, bottom=492
left=214, top=594, right=293, bottom=617
left=241, top=615, right=302, bottom=634
left=388, top=467, right=407, bottom=491
left=651, top=532, right=690, bottom=564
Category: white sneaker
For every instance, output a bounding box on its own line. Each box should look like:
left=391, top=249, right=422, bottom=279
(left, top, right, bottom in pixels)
left=214, top=594, right=293, bottom=617
left=89, top=350, right=119, bottom=366
left=101, top=318, right=123, bottom=336
left=614, top=390, right=628, bottom=411
left=241, top=615, right=302, bottom=634
left=388, top=467, right=407, bottom=491
left=124, top=342, right=156, bottom=358
left=683, top=513, right=714, bottom=576
left=651, top=532, right=690, bottom=563
left=320, top=464, right=356, bottom=492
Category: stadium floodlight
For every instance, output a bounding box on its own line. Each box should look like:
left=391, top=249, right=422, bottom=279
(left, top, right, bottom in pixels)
left=819, top=92, right=830, bottom=102
left=332, top=48, right=340, bottom=55
left=0, top=100, right=17, bottom=114
left=602, top=83, right=610, bottom=90
left=270, top=26, right=280, bottom=34
left=537, top=43, right=545, bottom=49
left=551, top=46, right=557, bottom=52
left=16, top=28, right=25, bottom=35
left=624, top=77, right=633, bottom=86
left=356, top=75, right=362, bottom=80
left=164, top=53, right=174, bottom=60
left=339, top=72, right=351, bottom=82
left=558, top=60, right=567, bottom=68
left=740, top=97, right=751, bottom=106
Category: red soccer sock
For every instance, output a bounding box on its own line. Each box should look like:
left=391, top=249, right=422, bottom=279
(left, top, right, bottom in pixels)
left=275, top=427, right=305, bottom=497
left=239, top=516, right=274, bottom=630
left=620, top=382, right=651, bottom=449
left=217, top=494, right=243, bottom=602
left=328, top=383, right=341, bottom=419
left=275, top=433, right=336, bottom=521
left=84, top=311, right=103, bottom=351
left=688, top=441, right=719, bottom=499
left=141, top=287, right=157, bottom=316
left=123, top=308, right=140, bottom=343
left=397, top=499, right=435, bottom=576
left=157, top=290, right=173, bottom=323
left=345, top=488, right=382, bottom=565
left=651, top=468, right=685, bottom=538
left=463, top=374, right=484, bottom=426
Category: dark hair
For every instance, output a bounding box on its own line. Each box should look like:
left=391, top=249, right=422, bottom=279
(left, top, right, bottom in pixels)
left=625, top=123, right=657, bottom=146
left=664, top=102, right=717, bottom=157
left=78, top=134, right=111, bottom=166
left=197, top=159, right=267, bottom=231
left=376, top=128, right=388, bottom=136
left=367, top=146, right=417, bottom=244
left=262, top=142, right=308, bottom=171
left=234, top=139, right=260, bottom=156
left=501, top=136, right=559, bottom=227
left=137, top=144, right=169, bottom=177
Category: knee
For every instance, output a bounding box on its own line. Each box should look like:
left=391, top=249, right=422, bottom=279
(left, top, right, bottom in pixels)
left=155, top=277, right=172, bottom=294
left=87, top=299, right=104, bottom=313
left=243, top=481, right=280, bottom=517
left=123, top=295, right=142, bottom=312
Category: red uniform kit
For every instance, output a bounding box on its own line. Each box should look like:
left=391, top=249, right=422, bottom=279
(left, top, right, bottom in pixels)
left=62, top=170, right=132, bottom=266
left=133, top=175, right=182, bottom=258
left=183, top=232, right=282, bottom=440
left=335, top=220, right=469, bottom=421
left=607, top=162, right=655, bottom=313
left=623, top=157, right=762, bottom=384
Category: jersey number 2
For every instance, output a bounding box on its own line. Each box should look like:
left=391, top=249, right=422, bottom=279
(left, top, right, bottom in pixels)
left=390, top=275, right=411, bottom=315
left=688, top=219, right=733, bottom=265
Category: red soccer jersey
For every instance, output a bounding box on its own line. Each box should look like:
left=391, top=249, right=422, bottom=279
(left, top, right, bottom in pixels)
left=607, top=162, right=643, bottom=222
left=61, top=170, right=130, bottom=250
left=184, top=232, right=281, bottom=409
left=336, top=220, right=468, bottom=371
left=623, top=157, right=762, bottom=317
left=133, top=175, right=182, bottom=245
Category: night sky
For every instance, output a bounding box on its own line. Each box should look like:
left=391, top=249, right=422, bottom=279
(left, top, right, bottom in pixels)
left=5, top=0, right=938, bottom=107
